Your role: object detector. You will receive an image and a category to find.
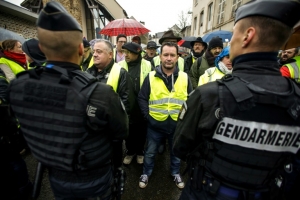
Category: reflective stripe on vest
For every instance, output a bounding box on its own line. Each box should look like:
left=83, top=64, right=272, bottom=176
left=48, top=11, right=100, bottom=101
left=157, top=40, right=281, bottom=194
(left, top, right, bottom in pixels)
left=0, top=57, right=25, bottom=75
left=153, top=56, right=184, bottom=71
left=106, top=63, right=121, bottom=92
left=286, top=56, right=300, bottom=83
left=118, top=58, right=152, bottom=87
left=149, top=71, right=188, bottom=121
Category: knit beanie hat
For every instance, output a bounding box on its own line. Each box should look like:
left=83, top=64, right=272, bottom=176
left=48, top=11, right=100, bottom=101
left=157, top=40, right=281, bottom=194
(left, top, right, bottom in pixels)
left=208, top=37, right=223, bottom=50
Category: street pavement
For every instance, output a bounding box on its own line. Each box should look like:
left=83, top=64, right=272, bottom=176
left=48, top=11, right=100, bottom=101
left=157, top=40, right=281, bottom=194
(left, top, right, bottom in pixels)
left=23, top=141, right=188, bottom=200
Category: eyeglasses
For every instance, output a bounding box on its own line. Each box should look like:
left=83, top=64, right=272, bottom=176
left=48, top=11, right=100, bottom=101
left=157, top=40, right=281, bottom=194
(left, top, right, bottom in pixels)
left=147, top=48, right=156, bottom=50
left=84, top=48, right=90, bottom=53
left=118, top=41, right=126, bottom=44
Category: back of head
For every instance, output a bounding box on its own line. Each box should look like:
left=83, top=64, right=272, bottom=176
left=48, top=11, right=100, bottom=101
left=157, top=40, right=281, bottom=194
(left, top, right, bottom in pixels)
left=22, top=38, right=46, bottom=65
left=132, top=36, right=141, bottom=45
left=234, top=0, right=300, bottom=50
left=36, top=1, right=83, bottom=61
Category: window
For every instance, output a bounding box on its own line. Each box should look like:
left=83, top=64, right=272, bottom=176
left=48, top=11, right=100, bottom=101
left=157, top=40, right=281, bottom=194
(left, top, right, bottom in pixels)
left=194, top=17, right=197, bottom=32
left=231, top=0, right=242, bottom=18
left=217, top=0, right=226, bottom=24
left=207, top=3, right=213, bottom=30
left=199, top=11, right=204, bottom=34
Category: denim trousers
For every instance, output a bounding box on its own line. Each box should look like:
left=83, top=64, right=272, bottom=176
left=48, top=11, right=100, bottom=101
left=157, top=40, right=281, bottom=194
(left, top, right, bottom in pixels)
left=143, top=126, right=181, bottom=176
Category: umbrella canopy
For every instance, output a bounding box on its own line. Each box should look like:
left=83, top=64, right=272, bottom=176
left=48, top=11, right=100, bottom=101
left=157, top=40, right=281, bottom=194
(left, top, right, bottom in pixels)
left=281, top=23, right=300, bottom=50
left=0, top=27, right=26, bottom=43
left=99, top=18, right=150, bottom=36
left=178, top=36, right=197, bottom=48
left=202, top=30, right=232, bottom=43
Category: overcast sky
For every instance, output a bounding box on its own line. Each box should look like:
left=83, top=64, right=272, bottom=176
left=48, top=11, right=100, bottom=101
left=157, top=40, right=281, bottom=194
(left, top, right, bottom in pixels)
left=6, top=0, right=192, bottom=34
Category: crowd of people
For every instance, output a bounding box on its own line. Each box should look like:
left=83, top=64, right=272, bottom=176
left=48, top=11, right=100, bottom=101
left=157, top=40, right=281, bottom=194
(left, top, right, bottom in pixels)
left=1, top=0, right=300, bottom=200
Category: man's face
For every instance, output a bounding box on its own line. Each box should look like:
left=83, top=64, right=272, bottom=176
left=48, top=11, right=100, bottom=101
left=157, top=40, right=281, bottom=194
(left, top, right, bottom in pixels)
left=210, top=47, right=223, bottom=57
left=160, top=45, right=178, bottom=70
left=123, top=49, right=139, bottom=63
left=193, top=42, right=205, bottom=53
left=116, top=37, right=127, bottom=51
left=93, top=42, right=112, bottom=69
left=280, top=48, right=297, bottom=62
left=146, top=47, right=156, bottom=57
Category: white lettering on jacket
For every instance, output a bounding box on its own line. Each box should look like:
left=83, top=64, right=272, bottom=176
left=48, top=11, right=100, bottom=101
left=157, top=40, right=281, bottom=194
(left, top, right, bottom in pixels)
left=213, top=117, right=300, bottom=154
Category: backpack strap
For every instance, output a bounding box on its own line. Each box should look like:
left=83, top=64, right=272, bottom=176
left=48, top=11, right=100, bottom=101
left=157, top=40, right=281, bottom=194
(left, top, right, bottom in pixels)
left=197, top=56, right=202, bottom=69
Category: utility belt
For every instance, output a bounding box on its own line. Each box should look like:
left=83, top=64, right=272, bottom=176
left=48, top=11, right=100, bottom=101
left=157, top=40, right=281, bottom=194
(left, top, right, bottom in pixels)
left=49, top=161, right=112, bottom=183
left=201, top=173, right=264, bottom=200
left=188, top=158, right=271, bottom=200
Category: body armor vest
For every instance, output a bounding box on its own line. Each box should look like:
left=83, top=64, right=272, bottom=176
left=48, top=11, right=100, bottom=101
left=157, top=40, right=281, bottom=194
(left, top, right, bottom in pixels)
left=202, top=75, right=300, bottom=190
left=9, top=65, right=100, bottom=171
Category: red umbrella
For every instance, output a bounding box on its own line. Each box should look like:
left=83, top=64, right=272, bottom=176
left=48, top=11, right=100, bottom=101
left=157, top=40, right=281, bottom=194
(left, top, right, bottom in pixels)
left=99, top=18, right=150, bottom=36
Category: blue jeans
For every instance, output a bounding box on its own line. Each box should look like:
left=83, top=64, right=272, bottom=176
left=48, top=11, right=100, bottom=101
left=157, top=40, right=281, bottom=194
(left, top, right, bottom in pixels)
left=143, top=127, right=181, bottom=176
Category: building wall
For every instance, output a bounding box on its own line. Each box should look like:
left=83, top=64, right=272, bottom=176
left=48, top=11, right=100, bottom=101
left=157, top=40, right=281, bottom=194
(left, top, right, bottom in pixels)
left=0, top=11, right=37, bottom=39
left=191, top=0, right=251, bottom=38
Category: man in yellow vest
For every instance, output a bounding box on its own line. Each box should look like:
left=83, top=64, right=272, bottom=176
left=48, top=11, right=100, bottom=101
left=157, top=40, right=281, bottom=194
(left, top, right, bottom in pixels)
left=86, top=39, right=134, bottom=172
left=280, top=47, right=300, bottom=83
left=137, top=42, right=193, bottom=189
left=152, top=30, right=185, bottom=154
left=118, top=42, right=152, bottom=166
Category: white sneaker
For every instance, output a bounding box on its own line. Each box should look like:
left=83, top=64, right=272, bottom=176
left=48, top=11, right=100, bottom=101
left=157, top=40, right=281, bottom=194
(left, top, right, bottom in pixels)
left=123, top=154, right=135, bottom=165
left=139, top=174, right=149, bottom=188
left=173, top=174, right=185, bottom=189
left=136, top=155, right=144, bottom=164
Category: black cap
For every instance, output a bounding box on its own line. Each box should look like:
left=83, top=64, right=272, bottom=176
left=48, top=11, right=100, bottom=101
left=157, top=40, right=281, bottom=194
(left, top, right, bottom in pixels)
left=37, top=1, right=82, bottom=32
left=122, top=42, right=142, bottom=54
left=22, top=38, right=46, bottom=65
left=83, top=38, right=90, bottom=48
left=190, top=37, right=208, bottom=49
left=147, top=41, right=159, bottom=49
left=208, top=37, right=223, bottom=50
left=235, top=0, right=300, bottom=28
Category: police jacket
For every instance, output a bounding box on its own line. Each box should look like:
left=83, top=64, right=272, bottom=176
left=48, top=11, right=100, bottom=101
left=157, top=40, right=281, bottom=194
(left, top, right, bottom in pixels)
left=8, top=62, right=128, bottom=173
left=138, top=65, right=193, bottom=134
left=86, top=59, right=134, bottom=115
left=173, top=52, right=300, bottom=191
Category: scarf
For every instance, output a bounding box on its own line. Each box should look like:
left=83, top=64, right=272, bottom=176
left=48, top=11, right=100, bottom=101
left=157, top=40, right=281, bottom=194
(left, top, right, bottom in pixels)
left=218, top=61, right=232, bottom=74
left=3, top=51, right=27, bottom=69
left=205, top=50, right=216, bottom=66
